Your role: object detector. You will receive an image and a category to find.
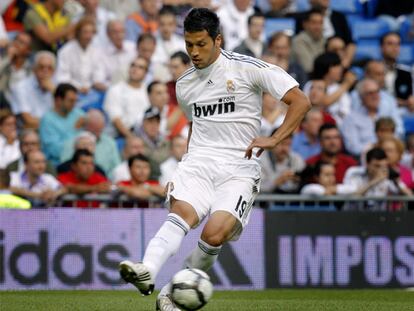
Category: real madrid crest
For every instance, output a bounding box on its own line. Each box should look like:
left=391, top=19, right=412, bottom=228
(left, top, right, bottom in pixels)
left=226, top=79, right=236, bottom=93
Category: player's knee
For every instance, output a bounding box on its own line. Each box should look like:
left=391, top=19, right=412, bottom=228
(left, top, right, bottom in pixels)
left=200, top=231, right=226, bottom=247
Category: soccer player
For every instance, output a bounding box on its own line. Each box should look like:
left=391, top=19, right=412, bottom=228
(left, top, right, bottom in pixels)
left=119, top=8, right=310, bottom=310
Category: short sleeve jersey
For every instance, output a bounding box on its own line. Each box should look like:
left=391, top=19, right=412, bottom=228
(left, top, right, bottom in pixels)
left=176, top=50, right=298, bottom=160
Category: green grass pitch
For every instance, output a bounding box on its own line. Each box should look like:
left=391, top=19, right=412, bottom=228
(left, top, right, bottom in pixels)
left=1, top=289, right=414, bottom=311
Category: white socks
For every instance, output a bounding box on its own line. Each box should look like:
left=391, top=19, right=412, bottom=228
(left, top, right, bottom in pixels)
left=143, top=213, right=190, bottom=279
left=159, top=239, right=222, bottom=298
left=184, top=239, right=222, bottom=272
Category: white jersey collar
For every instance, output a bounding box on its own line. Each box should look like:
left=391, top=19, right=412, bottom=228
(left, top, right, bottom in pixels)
left=195, top=51, right=223, bottom=77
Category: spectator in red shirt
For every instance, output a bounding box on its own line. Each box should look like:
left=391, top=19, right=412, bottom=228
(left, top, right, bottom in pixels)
left=306, top=123, right=357, bottom=183
left=57, top=149, right=111, bottom=207
left=117, top=154, right=165, bottom=201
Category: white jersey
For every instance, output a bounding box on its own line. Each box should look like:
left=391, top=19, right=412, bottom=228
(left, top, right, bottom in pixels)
left=176, top=50, right=298, bottom=161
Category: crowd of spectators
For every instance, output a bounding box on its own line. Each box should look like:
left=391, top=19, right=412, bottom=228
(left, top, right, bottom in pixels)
left=0, top=0, right=413, bottom=209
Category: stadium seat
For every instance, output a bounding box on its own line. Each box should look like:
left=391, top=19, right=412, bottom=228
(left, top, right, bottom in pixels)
left=264, top=18, right=296, bottom=38
left=345, top=14, right=364, bottom=30
left=349, top=66, right=364, bottom=81
left=400, top=18, right=414, bottom=43
left=398, top=44, right=414, bottom=65
left=351, top=19, right=391, bottom=41
left=403, top=116, right=414, bottom=135
left=330, top=0, right=362, bottom=14
left=296, top=0, right=310, bottom=12
left=354, top=40, right=382, bottom=61
left=363, top=0, right=379, bottom=18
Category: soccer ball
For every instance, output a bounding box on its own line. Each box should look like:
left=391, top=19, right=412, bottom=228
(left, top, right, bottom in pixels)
left=171, top=268, right=213, bottom=310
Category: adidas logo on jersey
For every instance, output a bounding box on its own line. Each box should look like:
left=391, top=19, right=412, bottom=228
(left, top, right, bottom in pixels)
left=193, top=96, right=235, bottom=117
left=207, top=79, right=214, bottom=86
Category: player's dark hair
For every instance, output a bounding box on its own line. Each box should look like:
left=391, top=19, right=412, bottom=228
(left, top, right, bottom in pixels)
left=380, top=31, right=400, bottom=46
left=184, top=8, right=220, bottom=40
left=248, top=12, right=264, bottom=26
left=54, top=83, right=77, bottom=99
left=311, top=52, right=341, bottom=79
left=147, top=80, right=163, bottom=94
left=72, top=149, right=94, bottom=163
left=366, top=147, right=387, bottom=163
left=128, top=154, right=150, bottom=168
left=171, top=51, right=191, bottom=65
left=318, top=123, right=339, bottom=139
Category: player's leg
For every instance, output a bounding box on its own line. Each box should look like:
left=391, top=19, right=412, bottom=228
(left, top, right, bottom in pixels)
left=184, top=172, right=260, bottom=273
left=156, top=212, right=234, bottom=310
left=119, top=199, right=198, bottom=296
left=121, top=156, right=213, bottom=297
left=142, top=198, right=199, bottom=278
left=184, top=211, right=236, bottom=271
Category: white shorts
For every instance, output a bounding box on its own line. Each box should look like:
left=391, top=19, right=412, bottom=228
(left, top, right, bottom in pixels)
left=166, top=153, right=261, bottom=240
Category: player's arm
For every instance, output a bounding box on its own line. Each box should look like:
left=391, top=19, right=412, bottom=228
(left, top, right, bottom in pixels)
left=245, top=87, right=311, bottom=159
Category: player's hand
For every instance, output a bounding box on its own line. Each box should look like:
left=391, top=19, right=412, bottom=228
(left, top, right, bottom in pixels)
left=245, top=136, right=277, bottom=159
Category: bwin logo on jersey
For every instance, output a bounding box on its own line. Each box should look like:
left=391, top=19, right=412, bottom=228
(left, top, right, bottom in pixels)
left=193, top=96, right=236, bottom=117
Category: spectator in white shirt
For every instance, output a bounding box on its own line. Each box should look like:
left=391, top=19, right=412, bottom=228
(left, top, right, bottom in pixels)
left=136, top=33, right=157, bottom=84
left=9, top=150, right=66, bottom=207
left=102, top=20, right=137, bottom=85
left=159, top=135, right=187, bottom=186
left=260, top=132, right=305, bottom=194
left=146, top=80, right=187, bottom=139
left=343, top=147, right=412, bottom=198
left=0, top=110, right=20, bottom=169
left=77, top=0, right=116, bottom=46
left=217, top=0, right=255, bottom=50
left=104, top=56, right=150, bottom=138
left=0, top=32, right=32, bottom=108
left=301, top=161, right=356, bottom=195
left=304, top=52, right=355, bottom=126
left=11, top=51, right=56, bottom=129
left=112, top=135, right=146, bottom=183
left=151, top=6, right=186, bottom=82
left=6, top=129, right=56, bottom=176
left=56, top=17, right=106, bottom=95
left=99, top=0, right=139, bottom=20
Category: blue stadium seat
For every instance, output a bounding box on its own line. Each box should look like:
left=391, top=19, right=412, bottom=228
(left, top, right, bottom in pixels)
left=364, top=0, right=379, bottom=18
left=354, top=40, right=382, bottom=61
left=403, top=116, right=414, bottom=135
left=296, top=0, right=310, bottom=12
left=398, top=44, right=414, bottom=65
left=264, top=18, right=296, bottom=38
left=330, top=0, right=362, bottom=14
left=400, top=18, right=414, bottom=43
left=345, top=14, right=364, bottom=29
left=351, top=18, right=391, bottom=41
left=349, top=66, right=364, bottom=81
